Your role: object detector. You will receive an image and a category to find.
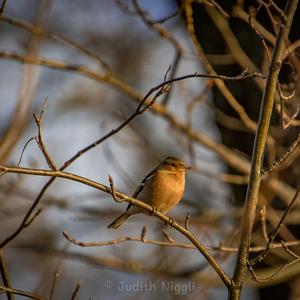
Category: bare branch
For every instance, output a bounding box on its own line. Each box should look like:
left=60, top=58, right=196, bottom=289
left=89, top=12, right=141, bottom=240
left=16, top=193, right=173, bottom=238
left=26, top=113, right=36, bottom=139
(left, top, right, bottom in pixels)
left=140, top=226, right=147, bottom=242
left=248, top=257, right=300, bottom=284
left=260, top=134, right=300, bottom=176
left=281, top=241, right=300, bottom=259
left=108, top=175, right=122, bottom=203
left=17, top=137, right=35, bottom=167
left=24, top=208, right=43, bottom=228
left=33, top=99, right=57, bottom=170
left=0, top=250, right=14, bottom=300
left=63, top=228, right=300, bottom=253
left=132, top=0, right=184, bottom=106
left=49, top=266, right=62, bottom=300
left=260, top=206, right=269, bottom=242
left=251, top=187, right=300, bottom=265
left=70, top=281, right=81, bottom=300
left=185, top=212, right=191, bottom=231
left=0, top=0, right=7, bottom=15
left=0, top=285, right=47, bottom=300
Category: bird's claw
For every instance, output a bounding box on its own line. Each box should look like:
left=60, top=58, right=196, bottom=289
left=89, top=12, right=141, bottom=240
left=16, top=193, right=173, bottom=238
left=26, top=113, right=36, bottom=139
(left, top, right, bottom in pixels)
left=167, top=217, right=174, bottom=226
left=149, top=206, right=157, bottom=216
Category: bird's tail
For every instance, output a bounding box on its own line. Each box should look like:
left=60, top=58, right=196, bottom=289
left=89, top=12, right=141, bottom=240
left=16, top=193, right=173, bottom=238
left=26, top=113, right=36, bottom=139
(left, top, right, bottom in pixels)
left=107, top=212, right=132, bottom=229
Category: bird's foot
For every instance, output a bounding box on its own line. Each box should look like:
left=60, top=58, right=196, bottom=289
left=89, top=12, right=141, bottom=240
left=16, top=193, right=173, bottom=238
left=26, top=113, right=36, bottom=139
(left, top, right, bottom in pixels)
left=167, top=217, right=174, bottom=226
left=149, top=206, right=157, bottom=216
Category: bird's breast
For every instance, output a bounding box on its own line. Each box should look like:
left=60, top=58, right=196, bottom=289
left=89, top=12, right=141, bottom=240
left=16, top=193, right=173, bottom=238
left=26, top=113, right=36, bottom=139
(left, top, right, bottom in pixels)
left=138, top=170, right=185, bottom=213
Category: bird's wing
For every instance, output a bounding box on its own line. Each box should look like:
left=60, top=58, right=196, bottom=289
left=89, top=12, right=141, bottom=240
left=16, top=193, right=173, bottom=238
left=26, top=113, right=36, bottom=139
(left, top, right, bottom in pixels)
left=125, top=168, right=156, bottom=212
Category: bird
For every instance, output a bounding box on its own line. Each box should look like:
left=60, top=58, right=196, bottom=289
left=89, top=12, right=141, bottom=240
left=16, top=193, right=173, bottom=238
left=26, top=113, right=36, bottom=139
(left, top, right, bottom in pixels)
left=107, top=156, right=190, bottom=229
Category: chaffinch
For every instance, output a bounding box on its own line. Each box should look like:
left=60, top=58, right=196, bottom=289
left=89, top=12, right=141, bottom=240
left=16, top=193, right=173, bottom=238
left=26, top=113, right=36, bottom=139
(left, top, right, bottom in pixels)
left=107, top=156, right=190, bottom=229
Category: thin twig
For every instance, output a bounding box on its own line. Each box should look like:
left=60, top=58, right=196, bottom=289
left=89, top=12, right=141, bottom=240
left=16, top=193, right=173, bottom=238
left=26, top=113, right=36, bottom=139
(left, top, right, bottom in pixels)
left=232, top=5, right=276, bottom=45
left=132, top=0, right=184, bottom=106
left=281, top=241, right=300, bottom=259
left=0, top=250, right=14, bottom=300
left=0, top=285, right=46, bottom=300
left=70, top=281, right=81, bottom=300
left=108, top=175, right=121, bottom=203
left=260, top=206, right=269, bottom=242
left=248, top=257, right=300, bottom=283
left=0, top=0, right=7, bottom=15
left=251, top=187, right=300, bottom=265
left=49, top=266, right=62, bottom=300
left=62, top=228, right=300, bottom=252
left=260, top=134, right=300, bottom=176
left=185, top=212, right=191, bottom=230
left=33, top=100, right=57, bottom=170
left=140, top=226, right=146, bottom=242
left=24, top=208, right=43, bottom=228
left=17, top=137, right=35, bottom=167
left=162, top=229, right=175, bottom=244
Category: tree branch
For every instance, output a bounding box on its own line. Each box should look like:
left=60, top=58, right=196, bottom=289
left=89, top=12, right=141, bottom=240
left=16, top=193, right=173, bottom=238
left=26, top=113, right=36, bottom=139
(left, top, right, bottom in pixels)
left=0, top=164, right=232, bottom=288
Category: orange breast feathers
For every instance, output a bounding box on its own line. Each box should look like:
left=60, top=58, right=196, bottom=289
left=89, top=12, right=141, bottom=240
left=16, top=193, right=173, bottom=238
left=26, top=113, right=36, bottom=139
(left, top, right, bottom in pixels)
left=137, top=170, right=185, bottom=213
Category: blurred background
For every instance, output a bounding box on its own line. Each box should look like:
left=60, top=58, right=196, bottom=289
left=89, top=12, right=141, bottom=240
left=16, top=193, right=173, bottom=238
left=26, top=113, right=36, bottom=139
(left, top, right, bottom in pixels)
left=0, top=0, right=299, bottom=299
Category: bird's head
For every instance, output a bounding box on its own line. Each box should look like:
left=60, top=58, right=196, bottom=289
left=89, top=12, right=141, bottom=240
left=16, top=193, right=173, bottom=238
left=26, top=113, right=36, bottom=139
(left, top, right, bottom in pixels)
left=160, top=157, right=191, bottom=172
